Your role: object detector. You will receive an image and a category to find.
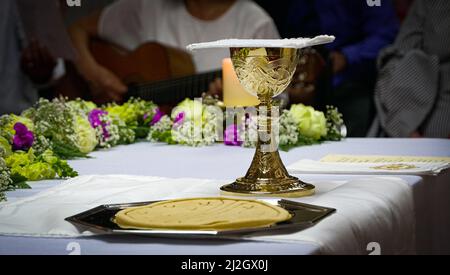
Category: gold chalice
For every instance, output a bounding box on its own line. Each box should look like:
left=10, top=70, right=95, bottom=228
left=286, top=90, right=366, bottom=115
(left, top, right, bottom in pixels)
left=186, top=36, right=335, bottom=197
left=220, top=47, right=315, bottom=197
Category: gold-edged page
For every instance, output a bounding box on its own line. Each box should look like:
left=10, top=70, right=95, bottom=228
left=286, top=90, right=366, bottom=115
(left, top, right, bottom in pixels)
left=320, top=154, right=450, bottom=163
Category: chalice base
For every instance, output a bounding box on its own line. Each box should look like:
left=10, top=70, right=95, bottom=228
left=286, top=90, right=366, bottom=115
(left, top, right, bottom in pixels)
left=221, top=176, right=315, bottom=198
left=221, top=142, right=315, bottom=198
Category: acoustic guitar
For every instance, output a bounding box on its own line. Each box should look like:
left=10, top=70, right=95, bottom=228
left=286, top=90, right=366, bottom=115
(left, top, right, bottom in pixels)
left=57, top=40, right=221, bottom=105
left=56, top=40, right=327, bottom=107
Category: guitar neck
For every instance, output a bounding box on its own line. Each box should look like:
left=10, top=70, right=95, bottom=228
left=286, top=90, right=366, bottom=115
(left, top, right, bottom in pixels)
left=127, top=70, right=222, bottom=105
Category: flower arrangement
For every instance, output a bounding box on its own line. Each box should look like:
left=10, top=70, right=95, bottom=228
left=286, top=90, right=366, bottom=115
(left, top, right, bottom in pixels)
left=0, top=96, right=344, bottom=202
left=221, top=104, right=344, bottom=150
left=104, top=98, right=158, bottom=140
left=276, top=104, right=344, bottom=150
left=146, top=99, right=344, bottom=150
left=0, top=110, right=78, bottom=202
left=147, top=98, right=221, bottom=146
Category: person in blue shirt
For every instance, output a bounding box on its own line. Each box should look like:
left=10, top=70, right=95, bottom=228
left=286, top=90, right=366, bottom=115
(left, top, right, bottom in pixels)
left=258, top=0, right=399, bottom=136
left=287, top=0, right=398, bottom=86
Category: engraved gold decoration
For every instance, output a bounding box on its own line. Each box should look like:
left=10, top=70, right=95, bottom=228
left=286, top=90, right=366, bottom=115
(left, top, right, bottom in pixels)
left=371, top=164, right=417, bottom=170
left=220, top=47, right=315, bottom=197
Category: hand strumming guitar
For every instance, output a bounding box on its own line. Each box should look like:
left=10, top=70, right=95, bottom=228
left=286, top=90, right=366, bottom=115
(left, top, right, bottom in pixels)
left=69, top=11, right=127, bottom=103
left=77, top=61, right=127, bottom=103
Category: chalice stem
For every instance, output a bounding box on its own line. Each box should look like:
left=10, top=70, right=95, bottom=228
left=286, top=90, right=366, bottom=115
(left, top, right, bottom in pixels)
left=244, top=97, right=290, bottom=181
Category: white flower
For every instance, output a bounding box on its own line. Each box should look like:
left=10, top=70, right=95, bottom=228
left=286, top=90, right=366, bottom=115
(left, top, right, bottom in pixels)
left=0, top=153, right=13, bottom=202
left=279, top=110, right=299, bottom=146
left=242, top=115, right=258, bottom=148
left=171, top=103, right=219, bottom=146
left=171, top=98, right=204, bottom=122
left=147, top=115, right=173, bottom=142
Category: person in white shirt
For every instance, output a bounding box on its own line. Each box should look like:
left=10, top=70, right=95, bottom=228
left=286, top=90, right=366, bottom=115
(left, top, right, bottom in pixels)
left=69, top=0, right=279, bottom=103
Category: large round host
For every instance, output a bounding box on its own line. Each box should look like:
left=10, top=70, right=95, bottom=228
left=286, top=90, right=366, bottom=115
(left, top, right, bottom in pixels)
left=114, top=197, right=292, bottom=231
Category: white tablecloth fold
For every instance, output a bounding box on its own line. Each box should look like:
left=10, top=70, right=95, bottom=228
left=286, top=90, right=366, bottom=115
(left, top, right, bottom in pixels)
left=0, top=175, right=415, bottom=254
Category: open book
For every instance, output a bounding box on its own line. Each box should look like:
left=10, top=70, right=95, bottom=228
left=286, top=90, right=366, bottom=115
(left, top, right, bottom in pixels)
left=287, top=154, right=450, bottom=176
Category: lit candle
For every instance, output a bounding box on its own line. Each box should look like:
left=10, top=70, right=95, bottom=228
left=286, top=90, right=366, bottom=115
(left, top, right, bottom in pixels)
left=222, top=58, right=259, bottom=107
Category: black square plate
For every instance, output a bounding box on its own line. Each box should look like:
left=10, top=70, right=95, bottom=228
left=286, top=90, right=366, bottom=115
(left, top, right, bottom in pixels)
left=65, top=199, right=335, bottom=239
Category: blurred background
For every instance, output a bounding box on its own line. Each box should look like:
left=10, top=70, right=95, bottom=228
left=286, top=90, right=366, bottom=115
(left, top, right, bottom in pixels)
left=1, top=0, right=448, bottom=138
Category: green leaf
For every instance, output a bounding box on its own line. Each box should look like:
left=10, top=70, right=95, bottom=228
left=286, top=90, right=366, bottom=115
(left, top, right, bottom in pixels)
left=10, top=173, right=27, bottom=185
left=151, top=130, right=175, bottom=144
left=51, top=140, right=89, bottom=159
left=279, top=135, right=321, bottom=152
left=132, top=126, right=150, bottom=139
left=52, top=159, right=78, bottom=178
left=15, top=181, right=31, bottom=189
left=0, top=136, right=12, bottom=157
left=9, top=173, right=30, bottom=189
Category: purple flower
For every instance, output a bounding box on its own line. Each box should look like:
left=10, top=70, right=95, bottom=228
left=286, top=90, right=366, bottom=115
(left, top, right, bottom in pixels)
left=88, top=109, right=111, bottom=139
left=224, top=124, right=243, bottom=146
left=12, top=123, right=34, bottom=151
left=174, top=112, right=185, bottom=125
left=88, top=109, right=108, bottom=127
left=150, top=109, right=163, bottom=126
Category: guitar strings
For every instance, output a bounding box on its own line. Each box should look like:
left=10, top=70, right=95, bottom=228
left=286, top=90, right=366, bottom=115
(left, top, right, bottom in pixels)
left=133, top=70, right=221, bottom=89
left=130, top=70, right=221, bottom=102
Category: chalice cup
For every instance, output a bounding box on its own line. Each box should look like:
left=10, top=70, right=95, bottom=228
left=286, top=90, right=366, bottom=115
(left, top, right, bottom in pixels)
left=220, top=47, right=315, bottom=197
